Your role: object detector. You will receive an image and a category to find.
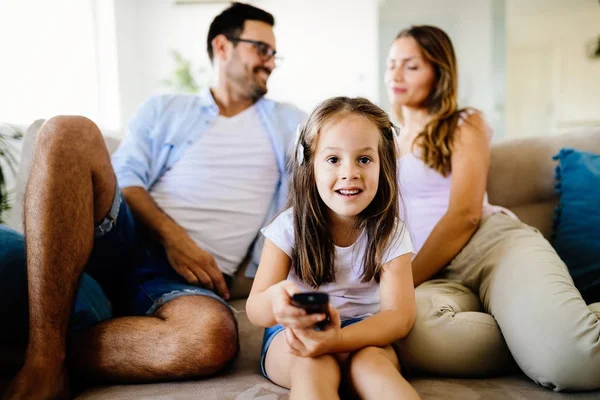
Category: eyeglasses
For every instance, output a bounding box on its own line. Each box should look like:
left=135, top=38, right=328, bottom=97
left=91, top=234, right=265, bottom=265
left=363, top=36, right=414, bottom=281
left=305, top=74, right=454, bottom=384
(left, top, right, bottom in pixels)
left=226, top=36, right=281, bottom=62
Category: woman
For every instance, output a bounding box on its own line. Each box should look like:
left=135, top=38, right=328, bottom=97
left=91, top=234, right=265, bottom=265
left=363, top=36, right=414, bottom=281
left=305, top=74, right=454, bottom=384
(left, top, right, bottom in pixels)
left=385, top=25, right=600, bottom=391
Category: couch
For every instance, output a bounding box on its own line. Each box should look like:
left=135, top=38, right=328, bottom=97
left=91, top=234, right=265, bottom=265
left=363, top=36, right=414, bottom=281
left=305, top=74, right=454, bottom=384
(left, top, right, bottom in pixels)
left=3, top=120, right=600, bottom=399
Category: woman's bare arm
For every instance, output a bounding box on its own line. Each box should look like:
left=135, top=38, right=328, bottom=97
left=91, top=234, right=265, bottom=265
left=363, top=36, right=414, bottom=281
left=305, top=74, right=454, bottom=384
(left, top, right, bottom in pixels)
left=411, top=113, right=491, bottom=286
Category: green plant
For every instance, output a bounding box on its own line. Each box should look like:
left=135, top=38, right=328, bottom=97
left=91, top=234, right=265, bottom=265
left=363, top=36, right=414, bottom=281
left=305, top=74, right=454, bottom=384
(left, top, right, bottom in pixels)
left=161, top=50, right=209, bottom=93
left=0, top=123, right=23, bottom=224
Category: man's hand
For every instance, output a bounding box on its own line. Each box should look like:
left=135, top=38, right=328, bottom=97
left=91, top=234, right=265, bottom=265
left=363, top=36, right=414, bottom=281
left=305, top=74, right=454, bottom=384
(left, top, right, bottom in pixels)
left=284, top=304, right=342, bottom=358
left=121, top=187, right=230, bottom=299
left=163, top=226, right=229, bottom=300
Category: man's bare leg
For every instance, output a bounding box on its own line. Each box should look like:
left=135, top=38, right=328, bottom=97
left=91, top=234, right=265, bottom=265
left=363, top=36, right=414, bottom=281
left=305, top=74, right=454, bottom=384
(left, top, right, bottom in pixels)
left=3, top=117, right=239, bottom=399
left=69, top=296, right=238, bottom=382
left=3, top=116, right=116, bottom=400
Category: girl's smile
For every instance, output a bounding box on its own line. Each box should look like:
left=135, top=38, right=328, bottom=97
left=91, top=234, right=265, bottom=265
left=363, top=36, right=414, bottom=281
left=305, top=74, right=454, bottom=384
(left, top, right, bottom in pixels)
left=313, top=114, right=380, bottom=223
left=335, top=186, right=363, bottom=199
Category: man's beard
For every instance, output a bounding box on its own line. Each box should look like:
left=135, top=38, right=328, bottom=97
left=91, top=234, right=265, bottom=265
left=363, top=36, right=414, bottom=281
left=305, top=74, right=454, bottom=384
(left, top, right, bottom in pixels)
left=226, top=62, right=269, bottom=101
left=248, top=66, right=269, bottom=101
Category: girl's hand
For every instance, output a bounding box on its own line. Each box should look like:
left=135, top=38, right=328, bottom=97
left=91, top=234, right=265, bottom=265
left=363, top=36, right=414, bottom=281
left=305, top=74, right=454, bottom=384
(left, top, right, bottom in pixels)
left=271, top=281, right=327, bottom=329
left=284, top=304, right=342, bottom=358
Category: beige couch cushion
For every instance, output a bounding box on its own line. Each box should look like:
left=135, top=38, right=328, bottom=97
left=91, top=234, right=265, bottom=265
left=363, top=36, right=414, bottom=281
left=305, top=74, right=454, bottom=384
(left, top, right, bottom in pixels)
left=76, top=298, right=600, bottom=400
left=488, top=127, right=600, bottom=239
left=6, top=120, right=44, bottom=232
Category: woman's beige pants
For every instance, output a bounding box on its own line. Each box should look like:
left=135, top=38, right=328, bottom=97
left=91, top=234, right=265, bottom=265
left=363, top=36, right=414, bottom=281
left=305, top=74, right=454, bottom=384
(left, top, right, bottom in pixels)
left=396, top=213, right=600, bottom=391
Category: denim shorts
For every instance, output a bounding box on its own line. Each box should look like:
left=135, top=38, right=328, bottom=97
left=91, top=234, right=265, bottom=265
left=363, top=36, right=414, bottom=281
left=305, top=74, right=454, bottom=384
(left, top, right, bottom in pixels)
left=260, top=317, right=365, bottom=380
left=0, top=188, right=231, bottom=339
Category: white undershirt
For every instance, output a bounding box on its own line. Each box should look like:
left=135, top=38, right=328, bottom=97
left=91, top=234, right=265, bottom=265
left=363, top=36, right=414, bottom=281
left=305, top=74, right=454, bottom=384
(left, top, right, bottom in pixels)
left=150, top=106, right=279, bottom=276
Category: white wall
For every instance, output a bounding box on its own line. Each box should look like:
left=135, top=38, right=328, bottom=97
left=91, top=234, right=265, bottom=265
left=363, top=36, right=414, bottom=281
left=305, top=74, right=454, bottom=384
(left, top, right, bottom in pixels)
left=115, top=0, right=223, bottom=130
left=3, top=0, right=597, bottom=141
left=93, top=0, right=122, bottom=131
left=114, top=0, right=380, bottom=131
left=113, top=0, right=142, bottom=129
left=506, top=0, right=600, bottom=138
left=262, top=0, right=380, bottom=112
left=0, top=0, right=99, bottom=124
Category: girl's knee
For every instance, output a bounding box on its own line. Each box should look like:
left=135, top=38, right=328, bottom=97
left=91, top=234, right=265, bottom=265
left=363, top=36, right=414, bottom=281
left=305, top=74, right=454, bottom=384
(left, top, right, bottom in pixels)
left=349, top=346, right=397, bottom=375
left=291, top=354, right=340, bottom=378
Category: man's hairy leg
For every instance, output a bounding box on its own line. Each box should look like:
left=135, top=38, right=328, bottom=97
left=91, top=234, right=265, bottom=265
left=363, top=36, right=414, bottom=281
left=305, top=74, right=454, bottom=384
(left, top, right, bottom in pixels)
left=69, top=296, right=239, bottom=382
left=3, top=116, right=116, bottom=400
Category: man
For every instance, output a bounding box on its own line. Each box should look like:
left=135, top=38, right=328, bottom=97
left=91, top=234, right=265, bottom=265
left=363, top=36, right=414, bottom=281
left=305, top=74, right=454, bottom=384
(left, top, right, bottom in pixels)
left=0, top=2, right=305, bottom=399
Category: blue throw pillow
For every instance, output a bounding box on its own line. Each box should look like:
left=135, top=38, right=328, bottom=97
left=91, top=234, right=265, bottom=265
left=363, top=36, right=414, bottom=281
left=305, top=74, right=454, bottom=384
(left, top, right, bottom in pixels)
left=552, top=148, right=600, bottom=304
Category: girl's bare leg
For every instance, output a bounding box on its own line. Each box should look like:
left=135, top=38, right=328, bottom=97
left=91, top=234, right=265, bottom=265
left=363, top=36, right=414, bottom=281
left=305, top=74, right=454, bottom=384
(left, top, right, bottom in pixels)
left=264, top=330, right=341, bottom=400
left=348, top=345, right=420, bottom=400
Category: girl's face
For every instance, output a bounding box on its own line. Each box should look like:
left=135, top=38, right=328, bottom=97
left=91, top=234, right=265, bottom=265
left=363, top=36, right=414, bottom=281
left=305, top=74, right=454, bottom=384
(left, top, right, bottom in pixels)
left=384, top=36, right=436, bottom=109
left=313, top=114, right=380, bottom=224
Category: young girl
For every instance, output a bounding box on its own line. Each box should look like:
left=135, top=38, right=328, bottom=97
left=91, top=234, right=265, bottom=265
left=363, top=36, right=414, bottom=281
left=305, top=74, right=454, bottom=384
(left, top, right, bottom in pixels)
left=246, top=97, right=420, bottom=400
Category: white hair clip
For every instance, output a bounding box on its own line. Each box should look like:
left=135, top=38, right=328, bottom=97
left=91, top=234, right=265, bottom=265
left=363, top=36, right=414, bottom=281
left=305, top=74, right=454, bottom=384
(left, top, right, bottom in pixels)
left=295, top=124, right=305, bottom=166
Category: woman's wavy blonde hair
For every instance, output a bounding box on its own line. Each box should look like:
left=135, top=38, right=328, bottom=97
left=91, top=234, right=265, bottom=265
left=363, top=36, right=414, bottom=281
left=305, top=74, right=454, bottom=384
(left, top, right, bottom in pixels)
left=289, top=97, right=401, bottom=287
left=396, top=25, right=473, bottom=176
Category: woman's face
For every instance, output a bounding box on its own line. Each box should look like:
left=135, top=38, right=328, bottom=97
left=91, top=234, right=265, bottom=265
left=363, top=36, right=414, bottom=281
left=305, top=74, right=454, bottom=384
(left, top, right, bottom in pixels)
left=385, top=36, right=436, bottom=109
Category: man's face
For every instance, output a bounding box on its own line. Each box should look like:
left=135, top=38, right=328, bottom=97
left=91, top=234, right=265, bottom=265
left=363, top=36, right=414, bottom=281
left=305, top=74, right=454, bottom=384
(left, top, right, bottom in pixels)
left=224, top=20, right=277, bottom=101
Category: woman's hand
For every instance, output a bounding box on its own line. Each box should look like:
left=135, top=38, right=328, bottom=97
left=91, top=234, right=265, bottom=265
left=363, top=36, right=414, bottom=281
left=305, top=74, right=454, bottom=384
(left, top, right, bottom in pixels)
left=270, top=281, right=327, bottom=329
left=284, top=304, right=342, bottom=357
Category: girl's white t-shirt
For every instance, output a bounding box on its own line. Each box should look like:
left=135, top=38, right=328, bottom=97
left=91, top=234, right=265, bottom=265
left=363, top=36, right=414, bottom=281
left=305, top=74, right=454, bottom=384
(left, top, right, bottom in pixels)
left=261, top=208, right=414, bottom=319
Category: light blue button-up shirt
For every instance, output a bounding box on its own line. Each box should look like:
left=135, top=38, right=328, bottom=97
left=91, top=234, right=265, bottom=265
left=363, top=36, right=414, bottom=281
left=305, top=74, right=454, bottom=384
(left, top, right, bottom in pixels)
left=112, top=88, right=306, bottom=277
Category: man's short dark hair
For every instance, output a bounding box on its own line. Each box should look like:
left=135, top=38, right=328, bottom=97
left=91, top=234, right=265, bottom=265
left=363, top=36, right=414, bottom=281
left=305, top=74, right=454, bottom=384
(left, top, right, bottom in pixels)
left=207, top=2, right=275, bottom=62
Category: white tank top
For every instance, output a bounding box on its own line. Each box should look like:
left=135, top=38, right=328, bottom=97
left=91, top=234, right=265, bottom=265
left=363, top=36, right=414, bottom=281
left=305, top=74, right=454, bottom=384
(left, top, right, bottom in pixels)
left=397, top=111, right=517, bottom=254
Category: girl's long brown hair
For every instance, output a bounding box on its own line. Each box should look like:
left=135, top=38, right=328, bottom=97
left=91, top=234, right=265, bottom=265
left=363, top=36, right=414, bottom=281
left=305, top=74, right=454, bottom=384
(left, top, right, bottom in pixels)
left=396, top=25, right=473, bottom=176
left=290, top=97, right=402, bottom=287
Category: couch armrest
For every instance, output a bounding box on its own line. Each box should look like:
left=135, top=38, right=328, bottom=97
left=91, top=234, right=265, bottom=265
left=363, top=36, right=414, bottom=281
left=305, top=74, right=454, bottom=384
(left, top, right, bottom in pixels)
left=6, top=119, right=46, bottom=232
